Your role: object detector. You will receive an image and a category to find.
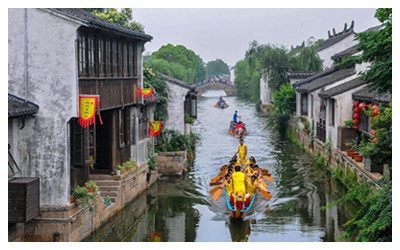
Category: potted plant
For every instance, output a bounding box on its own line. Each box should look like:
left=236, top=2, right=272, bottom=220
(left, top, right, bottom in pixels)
left=345, top=139, right=357, bottom=156
left=304, top=120, right=310, bottom=134
left=70, top=194, right=75, bottom=204
left=85, top=180, right=98, bottom=193
left=354, top=154, right=363, bottom=162
left=103, top=196, right=112, bottom=208
left=343, top=119, right=354, bottom=128
left=72, top=186, right=98, bottom=211
left=117, top=165, right=125, bottom=175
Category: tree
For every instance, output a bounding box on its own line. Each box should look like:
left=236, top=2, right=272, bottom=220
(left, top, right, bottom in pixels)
left=146, top=44, right=206, bottom=83
left=267, top=83, right=296, bottom=133
left=342, top=8, right=392, bottom=94
left=206, top=59, right=230, bottom=78
left=84, top=8, right=144, bottom=32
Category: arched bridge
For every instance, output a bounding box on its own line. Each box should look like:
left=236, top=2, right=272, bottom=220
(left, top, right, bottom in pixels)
left=195, top=82, right=236, bottom=96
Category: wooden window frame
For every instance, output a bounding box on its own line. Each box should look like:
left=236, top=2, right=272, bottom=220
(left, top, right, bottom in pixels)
left=301, top=93, right=308, bottom=116
left=98, top=38, right=106, bottom=77
left=330, top=98, right=335, bottom=126
left=78, top=34, right=88, bottom=77
left=70, top=118, right=96, bottom=166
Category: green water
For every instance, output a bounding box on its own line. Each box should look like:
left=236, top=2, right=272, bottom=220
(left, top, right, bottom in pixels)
left=84, top=90, right=357, bottom=242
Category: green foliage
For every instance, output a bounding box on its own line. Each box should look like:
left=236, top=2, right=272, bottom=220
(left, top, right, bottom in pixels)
left=184, top=113, right=195, bottom=125
left=143, top=66, right=170, bottom=121
left=341, top=8, right=391, bottom=93
left=358, top=104, right=392, bottom=169
left=323, top=178, right=391, bottom=242
left=155, top=129, right=188, bottom=152
left=147, top=155, right=157, bottom=170
left=309, top=119, right=315, bottom=146
left=206, top=59, right=230, bottom=78
left=344, top=119, right=354, bottom=128
left=84, top=8, right=144, bottom=33
left=146, top=44, right=206, bottom=83
left=324, top=136, right=333, bottom=155
left=72, top=184, right=99, bottom=211
left=267, top=83, right=296, bottom=133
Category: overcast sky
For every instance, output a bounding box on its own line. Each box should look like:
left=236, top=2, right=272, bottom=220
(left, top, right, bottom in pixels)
left=132, top=8, right=380, bottom=67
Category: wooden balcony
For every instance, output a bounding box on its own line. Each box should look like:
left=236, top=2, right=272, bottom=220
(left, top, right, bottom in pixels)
left=79, top=77, right=138, bottom=110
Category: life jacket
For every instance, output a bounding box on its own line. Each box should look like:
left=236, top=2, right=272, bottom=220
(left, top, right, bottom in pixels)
left=225, top=179, right=233, bottom=194
left=247, top=179, right=257, bottom=195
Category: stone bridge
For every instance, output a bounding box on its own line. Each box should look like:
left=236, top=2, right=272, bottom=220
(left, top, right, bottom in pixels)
left=195, top=82, right=236, bottom=96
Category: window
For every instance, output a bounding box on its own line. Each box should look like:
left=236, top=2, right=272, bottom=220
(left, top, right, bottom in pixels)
left=70, top=118, right=96, bottom=166
left=310, top=94, right=314, bottom=118
left=330, top=99, right=335, bottom=126
left=88, top=36, right=96, bottom=77
left=112, top=40, right=120, bottom=77
left=138, top=106, right=148, bottom=140
left=106, top=40, right=112, bottom=76
left=301, top=93, right=308, bottom=116
left=79, top=34, right=88, bottom=77
left=98, top=38, right=105, bottom=77
left=118, top=108, right=130, bottom=148
left=128, top=44, right=135, bottom=76
left=123, top=43, right=128, bottom=76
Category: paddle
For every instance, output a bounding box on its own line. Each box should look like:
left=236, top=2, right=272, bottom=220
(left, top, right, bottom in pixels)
left=210, top=175, right=222, bottom=183
left=263, top=175, right=275, bottom=182
left=259, top=179, right=267, bottom=188
left=212, top=189, right=222, bottom=201
left=210, top=181, right=222, bottom=186
left=259, top=187, right=272, bottom=200
left=209, top=186, right=221, bottom=195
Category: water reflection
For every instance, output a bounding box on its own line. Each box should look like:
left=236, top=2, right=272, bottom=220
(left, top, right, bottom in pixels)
left=85, top=90, right=358, bottom=242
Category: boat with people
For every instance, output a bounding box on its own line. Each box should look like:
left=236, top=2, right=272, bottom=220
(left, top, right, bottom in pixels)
left=215, top=96, right=229, bottom=109
left=209, top=153, right=274, bottom=219
left=228, top=121, right=248, bottom=137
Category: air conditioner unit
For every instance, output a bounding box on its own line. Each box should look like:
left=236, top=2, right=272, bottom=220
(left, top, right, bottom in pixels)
left=8, top=177, right=40, bottom=223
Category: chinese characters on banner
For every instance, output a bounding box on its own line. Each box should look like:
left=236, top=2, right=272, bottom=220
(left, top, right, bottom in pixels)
left=148, top=121, right=162, bottom=137
left=78, top=95, right=103, bottom=128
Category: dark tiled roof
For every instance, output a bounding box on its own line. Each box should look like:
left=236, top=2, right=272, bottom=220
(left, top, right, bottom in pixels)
left=287, top=72, right=316, bottom=80
left=316, top=21, right=355, bottom=51
left=360, top=24, right=385, bottom=33
left=8, top=94, right=39, bottom=118
left=318, top=77, right=365, bottom=98
left=296, top=68, right=356, bottom=94
left=160, top=73, right=195, bottom=91
left=331, top=44, right=358, bottom=61
left=54, top=9, right=152, bottom=41
left=293, top=67, right=337, bottom=88
left=352, top=86, right=392, bottom=104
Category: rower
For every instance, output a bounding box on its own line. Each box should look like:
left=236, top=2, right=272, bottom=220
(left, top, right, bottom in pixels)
left=245, top=175, right=260, bottom=207
left=232, top=165, right=247, bottom=210
left=219, top=173, right=234, bottom=205
left=235, top=138, right=248, bottom=164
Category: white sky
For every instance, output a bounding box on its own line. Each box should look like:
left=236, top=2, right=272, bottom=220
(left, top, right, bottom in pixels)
left=132, top=8, right=380, bottom=66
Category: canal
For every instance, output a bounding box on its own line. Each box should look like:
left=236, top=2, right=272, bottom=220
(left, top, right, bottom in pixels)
left=84, top=89, right=357, bottom=242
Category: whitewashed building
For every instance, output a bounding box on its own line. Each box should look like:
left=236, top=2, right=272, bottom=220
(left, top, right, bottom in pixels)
left=8, top=8, right=154, bottom=210
left=160, top=74, right=197, bottom=135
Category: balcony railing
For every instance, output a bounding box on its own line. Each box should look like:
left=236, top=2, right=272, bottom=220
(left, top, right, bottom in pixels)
left=316, top=119, right=326, bottom=142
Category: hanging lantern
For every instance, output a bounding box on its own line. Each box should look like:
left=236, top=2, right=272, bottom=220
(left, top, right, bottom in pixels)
left=353, top=107, right=361, bottom=113
left=352, top=125, right=359, bottom=130
left=359, top=102, right=367, bottom=109
left=373, top=104, right=379, bottom=110
left=353, top=119, right=360, bottom=125
left=353, top=113, right=360, bottom=119
left=353, top=101, right=360, bottom=107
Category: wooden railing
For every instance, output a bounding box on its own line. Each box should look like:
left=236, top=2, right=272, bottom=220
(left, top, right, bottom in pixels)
left=316, top=119, right=326, bottom=142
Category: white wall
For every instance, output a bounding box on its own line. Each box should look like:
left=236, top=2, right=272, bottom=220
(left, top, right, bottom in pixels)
left=164, top=82, right=189, bottom=134
left=230, top=68, right=235, bottom=83
left=260, top=72, right=272, bottom=105
left=318, top=34, right=357, bottom=70
left=8, top=9, right=81, bottom=207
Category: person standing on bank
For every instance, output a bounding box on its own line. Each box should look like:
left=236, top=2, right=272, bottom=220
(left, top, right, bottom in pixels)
left=235, top=138, right=248, bottom=165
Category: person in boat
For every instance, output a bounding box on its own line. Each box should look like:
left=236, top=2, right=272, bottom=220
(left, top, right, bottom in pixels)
left=231, top=165, right=247, bottom=210
left=228, top=121, right=236, bottom=134
left=245, top=175, right=261, bottom=207
left=235, top=138, right=248, bottom=165
left=233, top=110, right=240, bottom=123
left=219, top=173, right=234, bottom=205
left=245, top=156, right=256, bottom=167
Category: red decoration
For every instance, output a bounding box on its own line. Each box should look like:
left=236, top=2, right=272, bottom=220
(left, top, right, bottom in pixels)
left=373, top=104, right=379, bottom=110
left=371, top=130, right=375, bottom=136
left=353, top=119, right=360, bottom=125
left=353, top=101, right=360, bottom=107
left=352, top=125, right=359, bottom=130
left=359, top=102, right=367, bottom=109
left=372, top=137, right=378, bottom=143
left=353, top=107, right=361, bottom=113
left=353, top=113, right=360, bottom=119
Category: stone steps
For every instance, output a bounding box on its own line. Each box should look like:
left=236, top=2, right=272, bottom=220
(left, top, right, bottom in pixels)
left=90, top=176, right=121, bottom=204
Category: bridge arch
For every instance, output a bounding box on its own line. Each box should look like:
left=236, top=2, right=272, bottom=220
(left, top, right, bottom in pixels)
left=195, top=83, right=236, bottom=96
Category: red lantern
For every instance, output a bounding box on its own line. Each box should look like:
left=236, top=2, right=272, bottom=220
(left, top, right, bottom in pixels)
left=373, top=104, right=379, bottom=110
left=354, top=101, right=360, bottom=107
left=374, top=109, right=379, bottom=116
left=353, top=107, right=361, bottom=113
left=352, top=125, right=359, bottom=130
left=353, top=119, right=360, bottom=125
left=372, top=137, right=378, bottom=143
left=359, top=102, right=367, bottom=109
left=353, top=113, right=360, bottom=119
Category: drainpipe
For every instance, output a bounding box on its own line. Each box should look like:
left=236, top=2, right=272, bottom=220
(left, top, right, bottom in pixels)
left=24, top=8, right=28, bottom=103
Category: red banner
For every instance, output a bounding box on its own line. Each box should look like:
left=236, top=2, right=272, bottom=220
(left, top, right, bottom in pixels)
left=78, top=95, right=103, bottom=128
left=135, top=88, right=155, bottom=101
left=148, top=121, right=162, bottom=137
